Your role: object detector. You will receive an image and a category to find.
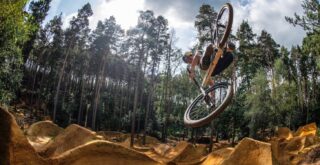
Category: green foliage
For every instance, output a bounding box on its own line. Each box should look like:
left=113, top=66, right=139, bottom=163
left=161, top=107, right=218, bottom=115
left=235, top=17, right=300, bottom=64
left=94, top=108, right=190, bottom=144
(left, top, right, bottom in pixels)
left=0, top=0, right=31, bottom=46
left=0, top=44, right=23, bottom=103
left=22, top=0, right=52, bottom=62
left=285, top=0, right=320, bottom=32
left=236, top=21, right=261, bottom=88
left=0, top=0, right=31, bottom=103
left=244, top=70, right=273, bottom=138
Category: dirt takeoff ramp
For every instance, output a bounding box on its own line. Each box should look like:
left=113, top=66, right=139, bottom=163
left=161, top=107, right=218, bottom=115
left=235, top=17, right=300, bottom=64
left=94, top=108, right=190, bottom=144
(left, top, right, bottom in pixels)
left=0, top=107, right=47, bottom=165
left=52, top=140, right=161, bottom=165
left=27, top=120, right=64, bottom=152
left=201, top=147, right=234, bottom=165
left=27, top=120, right=63, bottom=137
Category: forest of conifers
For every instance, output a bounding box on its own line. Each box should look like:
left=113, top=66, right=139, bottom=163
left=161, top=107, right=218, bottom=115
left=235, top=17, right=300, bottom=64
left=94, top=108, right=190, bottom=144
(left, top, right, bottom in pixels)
left=0, top=0, right=319, bottom=145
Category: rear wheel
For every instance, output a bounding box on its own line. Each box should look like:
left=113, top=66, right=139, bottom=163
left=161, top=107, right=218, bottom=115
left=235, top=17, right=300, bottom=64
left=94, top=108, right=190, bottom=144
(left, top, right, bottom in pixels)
left=184, top=82, right=233, bottom=128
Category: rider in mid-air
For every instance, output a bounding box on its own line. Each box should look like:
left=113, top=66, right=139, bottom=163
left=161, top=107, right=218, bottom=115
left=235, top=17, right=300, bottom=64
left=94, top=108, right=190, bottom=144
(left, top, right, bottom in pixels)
left=182, top=42, right=235, bottom=84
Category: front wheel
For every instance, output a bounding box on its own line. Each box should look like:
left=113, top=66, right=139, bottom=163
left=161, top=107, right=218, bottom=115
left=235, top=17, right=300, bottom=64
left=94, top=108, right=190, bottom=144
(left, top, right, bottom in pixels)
left=184, top=82, right=233, bottom=128
left=214, top=3, right=233, bottom=48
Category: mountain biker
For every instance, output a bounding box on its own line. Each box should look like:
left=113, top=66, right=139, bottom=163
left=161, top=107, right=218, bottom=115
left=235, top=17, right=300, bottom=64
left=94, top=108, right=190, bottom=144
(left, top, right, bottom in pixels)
left=182, top=42, right=235, bottom=82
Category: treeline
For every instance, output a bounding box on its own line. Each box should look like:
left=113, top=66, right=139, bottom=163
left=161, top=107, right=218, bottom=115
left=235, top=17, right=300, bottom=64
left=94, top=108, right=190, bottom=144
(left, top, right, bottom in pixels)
left=0, top=0, right=319, bottom=144
left=3, top=0, right=190, bottom=145
left=214, top=0, right=320, bottom=141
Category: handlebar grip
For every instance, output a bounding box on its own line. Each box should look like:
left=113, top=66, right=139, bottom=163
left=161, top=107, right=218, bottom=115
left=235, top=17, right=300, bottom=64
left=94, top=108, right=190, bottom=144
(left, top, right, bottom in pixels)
left=187, top=67, right=191, bottom=73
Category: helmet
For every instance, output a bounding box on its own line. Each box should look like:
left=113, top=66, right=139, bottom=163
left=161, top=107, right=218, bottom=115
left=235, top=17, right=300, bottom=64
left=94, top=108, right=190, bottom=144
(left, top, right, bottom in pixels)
left=183, top=51, right=193, bottom=63
left=184, top=51, right=193, bottom=57
left=227, top=42, right=235, bottom=50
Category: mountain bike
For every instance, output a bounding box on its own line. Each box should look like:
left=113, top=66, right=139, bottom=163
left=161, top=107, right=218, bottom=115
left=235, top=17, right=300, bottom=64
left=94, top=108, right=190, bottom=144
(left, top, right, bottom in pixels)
left=184, top=3, right=234, bottom=128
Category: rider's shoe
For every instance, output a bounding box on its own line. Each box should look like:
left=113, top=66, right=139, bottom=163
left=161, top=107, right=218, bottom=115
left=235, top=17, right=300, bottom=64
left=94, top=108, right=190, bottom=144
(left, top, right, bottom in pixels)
left=204, top=95, right=215, bottom=109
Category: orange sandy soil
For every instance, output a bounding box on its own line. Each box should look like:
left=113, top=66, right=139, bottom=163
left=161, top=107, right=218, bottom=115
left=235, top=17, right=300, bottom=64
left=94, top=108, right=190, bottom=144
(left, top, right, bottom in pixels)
left=1, top=107, right=320, bottom=165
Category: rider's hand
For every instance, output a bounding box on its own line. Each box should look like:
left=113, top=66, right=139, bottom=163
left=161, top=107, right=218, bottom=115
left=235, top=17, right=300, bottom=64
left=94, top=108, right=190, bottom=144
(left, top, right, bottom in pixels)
left=189, top=69, right=195, bottom=79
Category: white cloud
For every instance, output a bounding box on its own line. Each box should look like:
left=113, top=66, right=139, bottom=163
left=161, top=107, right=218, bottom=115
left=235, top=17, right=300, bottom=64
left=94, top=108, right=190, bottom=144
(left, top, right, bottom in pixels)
left=89, top=0, right=144, bottom=30
left=231, top=0, right=306, bottom=48
left=163, top=8, right=197, bottom=51
left=62, top=12, right=77, bottom=29
left=60, top=0, right=307, bottom=51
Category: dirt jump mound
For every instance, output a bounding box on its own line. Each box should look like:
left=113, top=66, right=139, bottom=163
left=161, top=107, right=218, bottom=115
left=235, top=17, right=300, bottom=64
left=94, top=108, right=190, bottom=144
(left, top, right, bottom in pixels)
left=146, top=141, right=207, bottom=164
left=42, top=124, right=102, bottom=158
left=27, top=120, right=64, bottom=152
left=202, top=147, right=234, bottom=165
left=97, top=131, right=129, bottom=142
left=0, top=107, right=47, bottom=165
left=52, top=140, right=161, bottom=165
left=271, top=123, right=320, bottom=165
left=27, top=120, right=63, bottom=137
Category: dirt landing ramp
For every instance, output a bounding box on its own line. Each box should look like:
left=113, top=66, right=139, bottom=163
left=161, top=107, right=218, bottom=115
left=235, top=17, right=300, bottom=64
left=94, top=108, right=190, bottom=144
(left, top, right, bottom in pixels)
left=271, top=122, right=320, bottom=164
left=201, top=147, right=234, bottom=165
left=294, top=123, right=317, bottom=137
left=221, top=138, right=272, bottom=165
left=0, top=107, right=47, bottom=165
left=52, top=140, right=161, bottom=165
left=146, top=141, right=207, bottom=164
left=42, top=124, right=102, bottom=158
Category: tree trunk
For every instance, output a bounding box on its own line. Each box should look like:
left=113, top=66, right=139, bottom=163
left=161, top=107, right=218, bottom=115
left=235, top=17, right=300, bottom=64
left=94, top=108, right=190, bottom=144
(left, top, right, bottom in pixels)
left=131, top=73, right=141, bottom=147
left=53, top=48, right=71, bottom=122
left=209, top=122, right=215, bottom=152
left=92, top=54, right=107, bottom=130
left=77, top=75, right=86, bottom=124
left=131, top=46, right=144, bottom=147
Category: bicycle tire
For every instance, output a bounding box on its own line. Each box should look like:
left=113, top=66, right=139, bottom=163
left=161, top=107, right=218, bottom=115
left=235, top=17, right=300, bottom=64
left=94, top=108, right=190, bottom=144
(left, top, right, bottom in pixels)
left=216, top=3, right=233, bottom=48
left=184, top=82, right=233, bottom=128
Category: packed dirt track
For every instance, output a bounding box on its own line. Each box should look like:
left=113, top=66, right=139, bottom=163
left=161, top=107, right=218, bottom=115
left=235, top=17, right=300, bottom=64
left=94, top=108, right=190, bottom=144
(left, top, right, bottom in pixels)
left=1, top=107, right=320, bottom=165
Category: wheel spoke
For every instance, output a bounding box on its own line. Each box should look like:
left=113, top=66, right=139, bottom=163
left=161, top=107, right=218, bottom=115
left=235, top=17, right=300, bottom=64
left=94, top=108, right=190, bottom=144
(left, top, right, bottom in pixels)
left=188, top=85, right=230, bottom=121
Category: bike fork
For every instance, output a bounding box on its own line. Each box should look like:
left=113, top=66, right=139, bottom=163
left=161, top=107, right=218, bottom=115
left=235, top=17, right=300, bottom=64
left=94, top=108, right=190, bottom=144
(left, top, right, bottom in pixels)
left=187, top=68, right=207, bottom=96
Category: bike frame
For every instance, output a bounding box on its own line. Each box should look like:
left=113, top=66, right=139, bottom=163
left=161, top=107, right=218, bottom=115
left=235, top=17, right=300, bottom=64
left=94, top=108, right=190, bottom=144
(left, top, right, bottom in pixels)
left=187, top=46, right=224, bottom=97
left=201, top=47, right=224, bottom=86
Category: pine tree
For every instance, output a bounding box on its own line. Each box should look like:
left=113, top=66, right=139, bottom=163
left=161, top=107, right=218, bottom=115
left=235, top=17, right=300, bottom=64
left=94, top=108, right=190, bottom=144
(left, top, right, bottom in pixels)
left=90, top=16, right=124, bottom=130
left=53, top=3, right=93, bottom=122
left=194, top=4, right=217, bottom=47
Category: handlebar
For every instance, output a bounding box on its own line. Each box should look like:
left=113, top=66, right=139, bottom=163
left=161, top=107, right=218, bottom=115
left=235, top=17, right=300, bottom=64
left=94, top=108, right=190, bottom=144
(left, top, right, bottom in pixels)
left=187, top=67, right=201, bottom=89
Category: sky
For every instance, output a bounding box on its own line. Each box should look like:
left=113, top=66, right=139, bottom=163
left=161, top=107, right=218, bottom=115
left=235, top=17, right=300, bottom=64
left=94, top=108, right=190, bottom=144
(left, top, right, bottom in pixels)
left=44, top=0, right=306, bottom=51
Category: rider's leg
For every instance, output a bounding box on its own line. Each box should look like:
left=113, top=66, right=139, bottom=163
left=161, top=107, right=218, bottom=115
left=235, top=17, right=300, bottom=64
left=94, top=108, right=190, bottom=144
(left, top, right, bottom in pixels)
left=204, top=78, right=215, bottom=107
left=209, top=79, right=215, bottom=107
left=200, top=44, right=215, bottom=70
left=211, top=51, right=234, bottom=76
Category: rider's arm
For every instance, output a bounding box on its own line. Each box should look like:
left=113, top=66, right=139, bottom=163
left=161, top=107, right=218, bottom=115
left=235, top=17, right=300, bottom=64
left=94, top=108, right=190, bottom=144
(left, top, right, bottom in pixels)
left=190, top=51, right=201, bottom=71
left=189, top=51, right=201, bottom=79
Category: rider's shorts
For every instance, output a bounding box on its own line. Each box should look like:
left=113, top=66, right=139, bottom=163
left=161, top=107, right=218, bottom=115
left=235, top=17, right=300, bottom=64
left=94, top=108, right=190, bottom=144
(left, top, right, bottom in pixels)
left=200, top=51, right=234, bottom=76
